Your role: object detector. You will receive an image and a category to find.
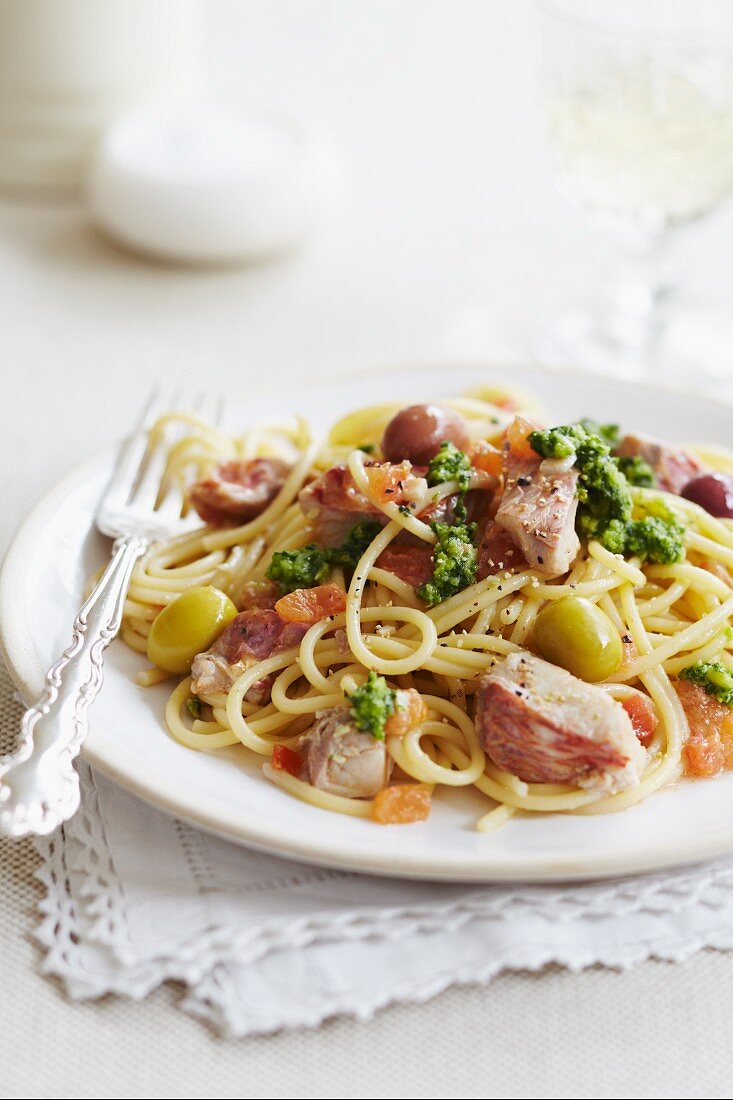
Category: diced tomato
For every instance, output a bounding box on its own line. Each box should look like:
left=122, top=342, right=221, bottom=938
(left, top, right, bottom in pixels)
left=504, top=416, right=538, bottom=461
left=371, top=783, right=432, bottom=824
left=470, top=440, right=503, bottom=478
left=271, top=744, right=304, bottom=777
left=621, top=693, right=659, bottom=748
left=275, top=583, right=347, bottom=625
left=384, top=689, right=429, bottom=737
left=677, top=680, right=733, bottom=778
left=363, top=461, right=414, bottom=505
left=375, top=545, right=434, bottom=587
left=685, top=737, right=725, bottom=778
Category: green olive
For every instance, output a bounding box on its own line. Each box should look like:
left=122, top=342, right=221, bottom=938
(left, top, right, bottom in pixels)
left=532, top=596, right=623, bottom=683
left=147, top=586, right=238, bottom=675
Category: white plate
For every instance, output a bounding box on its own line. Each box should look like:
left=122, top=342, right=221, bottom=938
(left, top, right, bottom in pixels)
left=3, top=363, right=733, bottom=882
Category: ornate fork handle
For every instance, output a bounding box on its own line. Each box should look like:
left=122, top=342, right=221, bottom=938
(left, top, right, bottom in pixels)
left=0, top=534, right=148, bottom=838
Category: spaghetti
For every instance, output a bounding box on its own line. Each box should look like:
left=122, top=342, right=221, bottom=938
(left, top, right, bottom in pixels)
left=119, top=385, right=733, bottom=831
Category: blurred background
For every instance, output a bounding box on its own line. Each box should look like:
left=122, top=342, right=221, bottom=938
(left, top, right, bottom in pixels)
left=4, top=0, right=733, bottom=533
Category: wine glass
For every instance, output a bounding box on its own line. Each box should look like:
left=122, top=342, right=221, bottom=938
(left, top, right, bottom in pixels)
left=534, top=0, right=733, bottom=379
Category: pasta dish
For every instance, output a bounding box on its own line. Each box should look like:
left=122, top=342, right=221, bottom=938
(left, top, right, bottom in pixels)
left=118, top=383, right=733, bottom=832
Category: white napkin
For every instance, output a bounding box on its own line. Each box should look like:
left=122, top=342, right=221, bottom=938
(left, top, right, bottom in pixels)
left=34, top=762, right=733, bottom=1037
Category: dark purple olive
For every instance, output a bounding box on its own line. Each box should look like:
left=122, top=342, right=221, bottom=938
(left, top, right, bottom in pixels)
left=681, top=472, right=733, bottom=518
left=382, top=404, right=470, bottom=466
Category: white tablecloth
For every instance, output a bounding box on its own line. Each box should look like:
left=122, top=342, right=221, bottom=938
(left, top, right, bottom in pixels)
left=3, top=3, right=733, bottom=1096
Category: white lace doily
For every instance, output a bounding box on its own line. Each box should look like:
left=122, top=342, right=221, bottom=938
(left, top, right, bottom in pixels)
left=30, top=762, right=733, bottom=1037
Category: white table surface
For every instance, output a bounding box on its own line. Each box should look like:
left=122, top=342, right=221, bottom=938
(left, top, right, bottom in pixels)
left=3, top=3, right=733, bottom=1097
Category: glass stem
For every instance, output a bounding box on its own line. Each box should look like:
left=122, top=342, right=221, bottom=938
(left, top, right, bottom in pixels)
left=602, top=234, right=676, bottom=365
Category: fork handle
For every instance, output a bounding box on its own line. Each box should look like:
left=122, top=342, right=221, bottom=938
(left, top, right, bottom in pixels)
left=0, top=534, right=149, bottom=838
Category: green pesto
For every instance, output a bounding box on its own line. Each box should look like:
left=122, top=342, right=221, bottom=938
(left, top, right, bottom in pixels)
left=528, top=424, right=585, bottom=461
left=573, top=433, right=633, bottom=548
left=530, top=424, right=632, bottom=547
left=326, top=521, right=383, bottom=570
left=426, top=441, right=473, bottom=492
left=577, top=418, right=621, bottom=448
left=625, top=496, right=685, bottom=564
left=265, top=543, right=331, bottom=591
left=416, top=519, right=477, bottom=607
left=266, top=522, right=383, bottom=591
left=529, top=423, right=684, bottom=561
left=617, top=454, right=655, bottom=487
left=348, top=671, right=398, bottom=739
left=679, top=661, right=733, bottom=707
left=625, top=513, right=685, bottom=564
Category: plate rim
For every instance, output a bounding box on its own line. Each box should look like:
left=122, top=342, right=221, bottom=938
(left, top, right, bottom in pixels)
left=5, top=361, right=733, bottom=882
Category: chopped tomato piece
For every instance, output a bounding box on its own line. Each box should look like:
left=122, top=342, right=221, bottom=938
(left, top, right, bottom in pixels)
left=677, top=680, right=733, bottom=777
left=470, top=440, right=503, bottom=477
left=504, top=416, right=538, bottom=461
left=384, top=689, right=429, bottom=737
left=621, top=693, right=658, bottom=748
left=375, top=545, right=434, bottom=587
left=685, top=737, right=725, bottom=778
left=363, top=461, right=414, bottom=505
left=271, top=744, right=304, bottom=777
left=371, top=783, right=432, bottom=824
left=275, top=583, right=347, bottom=625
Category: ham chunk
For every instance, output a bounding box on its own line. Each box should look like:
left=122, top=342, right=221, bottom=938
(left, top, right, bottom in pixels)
left=298, top=461, right=429, bottom=539
left=615, top=434, right=702, bottom=494
left=190, top=609, right=308, bottom=704
left=237, top=579, right=281, bottom=611
left=299, top=464, right=380, bottom=525
left=418, top=486, right=494, bottom=528
left=495, top=451, right=580, bottom=576
left=300, top=706, right=392, bottom=798
left=298, top=461, right=488, bottom=546
left=375, top=544, right=434, bottom=587
left=475, top=518, right=526, bottom=580
left=190, top=458, right=291, bottom=525
left=476, top=652, right=645, bottom=793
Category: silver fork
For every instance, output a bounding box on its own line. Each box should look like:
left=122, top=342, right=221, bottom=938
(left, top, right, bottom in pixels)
left=0, top=385, right=222, bottom=838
